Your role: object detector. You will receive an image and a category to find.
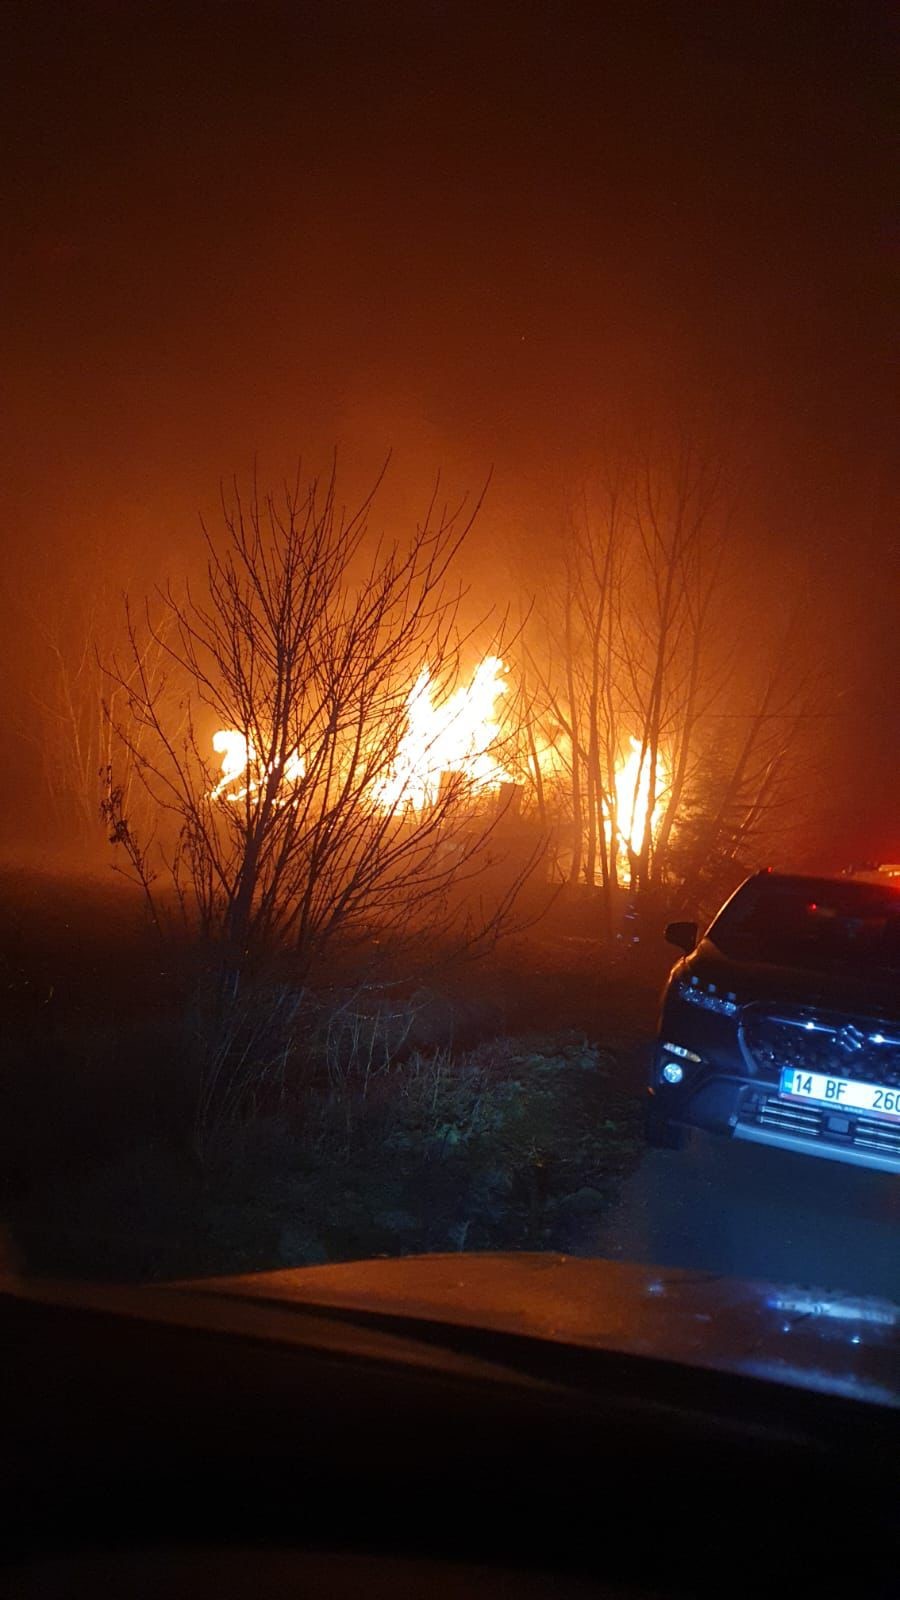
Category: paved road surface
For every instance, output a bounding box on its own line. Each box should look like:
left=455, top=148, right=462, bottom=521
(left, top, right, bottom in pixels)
left=594, top=1132, right=900, bottom=1302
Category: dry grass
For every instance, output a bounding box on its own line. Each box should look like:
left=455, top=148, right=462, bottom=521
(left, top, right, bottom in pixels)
left=0, top=867, right=656, bottom=1281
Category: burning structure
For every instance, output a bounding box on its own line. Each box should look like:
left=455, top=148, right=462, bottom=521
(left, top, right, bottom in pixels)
left=210, top=655, right=670, bottom=886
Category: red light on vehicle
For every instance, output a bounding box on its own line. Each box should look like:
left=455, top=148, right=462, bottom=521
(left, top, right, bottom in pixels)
left=807, top=902, right=818, bottom=913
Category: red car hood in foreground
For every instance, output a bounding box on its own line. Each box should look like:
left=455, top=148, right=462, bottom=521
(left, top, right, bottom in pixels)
left=4, top=1253, right=898, bottom=1406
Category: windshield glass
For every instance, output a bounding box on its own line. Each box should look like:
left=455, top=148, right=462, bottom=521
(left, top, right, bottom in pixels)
left=709, top=878, right=900, bottom=976
left=1, top=1, right=897, bottom=1406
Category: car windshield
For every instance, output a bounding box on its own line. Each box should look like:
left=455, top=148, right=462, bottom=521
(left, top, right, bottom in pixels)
left=709, top=878, right=900, bottom=977
left=1, top=2, right=897, bottom=1407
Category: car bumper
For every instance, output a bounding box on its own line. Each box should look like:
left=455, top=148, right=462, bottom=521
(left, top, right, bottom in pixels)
left=651, top=1058, right=900, bottom=1175
left=733, top=1118, right=900, bottom=1174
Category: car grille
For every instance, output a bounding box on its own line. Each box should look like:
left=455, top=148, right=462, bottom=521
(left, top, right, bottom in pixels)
left=740, top=1004, right=900, bottom=1088
left=744, top=1094, right=900, bottom=1161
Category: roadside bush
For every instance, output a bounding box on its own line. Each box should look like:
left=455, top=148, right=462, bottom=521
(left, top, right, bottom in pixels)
left=4, top=1020, right=642, bottom=1280
left=0, top=873, right=648, bottom=1282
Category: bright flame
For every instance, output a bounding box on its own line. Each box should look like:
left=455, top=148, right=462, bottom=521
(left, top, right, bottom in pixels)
left=210, top=729, right=305, bottom=804
left=210, top=729, right=255, bottom=800
left=612, top=736, right=667, bottom=860
left=281, top=748, right=306, bottom=785
left=210, top=657, right=511, bottom=813
left=373, top=656, right=512, bottom=811
left=208, top=663, right=668, bottom=867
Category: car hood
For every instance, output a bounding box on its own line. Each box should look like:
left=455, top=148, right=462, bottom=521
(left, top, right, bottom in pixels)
left=686, top=939, right=900, bottom=1020
left=187, top=1253, right=899, bottom=1406
left=5, top=1254, right=897, bottom=1407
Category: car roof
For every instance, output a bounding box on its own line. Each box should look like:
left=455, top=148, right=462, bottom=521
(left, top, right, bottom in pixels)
left=751, top=871, right=900, bottom=890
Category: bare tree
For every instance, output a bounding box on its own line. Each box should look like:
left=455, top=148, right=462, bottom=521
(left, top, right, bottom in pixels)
left=519, top=474, right=627, bottom=926
left=103, top=468, right=534, bottom=983
left=14, top=576, right=171, bottom=850
left=514, top=439, right=821, bottom=923
left=670, top=598, right=825, bottom=911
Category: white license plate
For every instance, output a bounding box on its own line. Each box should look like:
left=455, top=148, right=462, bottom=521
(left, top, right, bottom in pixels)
left=779, top=1068, right=900, bottom=1121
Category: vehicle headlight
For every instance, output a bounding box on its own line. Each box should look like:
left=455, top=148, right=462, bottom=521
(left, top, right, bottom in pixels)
left=676, top=977, right=739, bottom=1017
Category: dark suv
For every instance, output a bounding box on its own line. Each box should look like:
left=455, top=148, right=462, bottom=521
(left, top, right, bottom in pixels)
left=648, top=871, right=900, bottom=1173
